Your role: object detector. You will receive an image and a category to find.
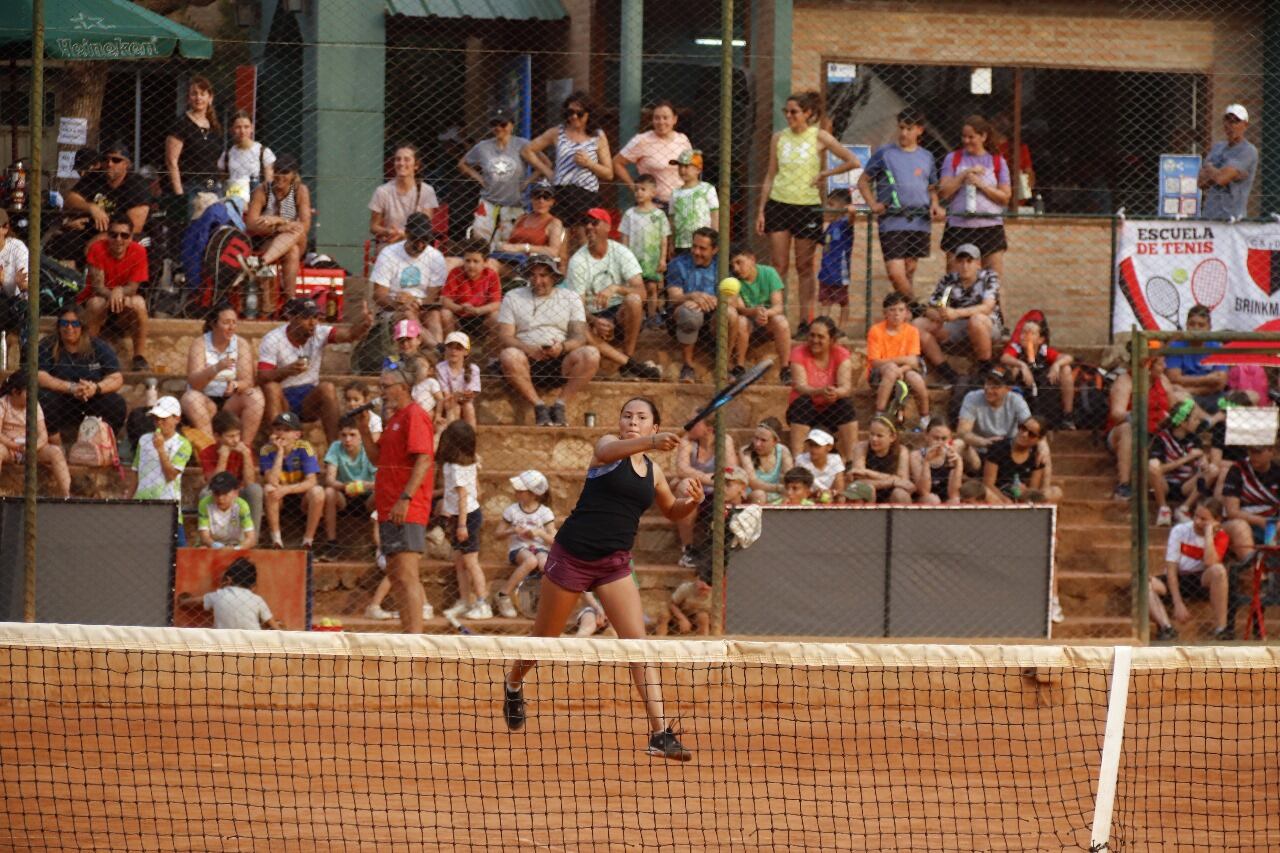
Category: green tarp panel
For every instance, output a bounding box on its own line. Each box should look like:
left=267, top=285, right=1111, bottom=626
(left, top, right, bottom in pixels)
left=3, top=0, right=213, bottom=60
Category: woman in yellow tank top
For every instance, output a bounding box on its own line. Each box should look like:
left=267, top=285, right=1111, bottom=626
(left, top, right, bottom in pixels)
left=756, top=91, right=860, bottom=337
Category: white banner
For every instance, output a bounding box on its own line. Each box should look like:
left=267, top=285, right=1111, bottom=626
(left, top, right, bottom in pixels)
left=1112, top=220, right=1280, bottom=334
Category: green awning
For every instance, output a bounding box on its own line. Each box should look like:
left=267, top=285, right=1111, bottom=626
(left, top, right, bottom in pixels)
left=385, top=0, right=567, bottom=21
left=2, top=0, right=214, bottom=60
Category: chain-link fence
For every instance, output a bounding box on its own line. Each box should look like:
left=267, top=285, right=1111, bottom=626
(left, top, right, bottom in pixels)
left=1, top=0, right=1278, bottom=641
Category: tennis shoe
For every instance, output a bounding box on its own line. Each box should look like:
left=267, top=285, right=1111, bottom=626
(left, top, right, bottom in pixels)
left=503, top=683, right=527, bottom=731
left=443, top=600, right=470, bottom=621
left=679, top=365, right=696, bottom=384
left=779, top=365, right=792, bottom=384
left=1155, top=625, right=1178, bottom=642
left=647, top=726, right=692, bottom=761
left=1155, top=506, right=1173, bottom=527
left=466, top=600, right=493, bottom=620
left=364, top=604, right=398, bottom=620
left=550, top=401, right=567, bottom=427
left=677, top=546, right=696, bottom=568
left=495, top=591, right=518, bottom=618
left=1050, top=595, right=1065, bottom=624
left=534, top=404, right=551, bottom=427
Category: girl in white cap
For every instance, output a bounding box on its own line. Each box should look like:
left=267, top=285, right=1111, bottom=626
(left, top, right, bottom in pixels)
left=493, top=469, right=556, bottom=618
left=437, top=330, right=480, bottom=428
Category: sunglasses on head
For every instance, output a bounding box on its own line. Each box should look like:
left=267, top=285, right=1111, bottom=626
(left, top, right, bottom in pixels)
left=57, top=319, right=82, bottom=328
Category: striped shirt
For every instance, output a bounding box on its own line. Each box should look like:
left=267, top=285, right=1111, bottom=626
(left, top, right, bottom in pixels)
left=1149, top=429, right=1198, bottom=488
left=264, top=181, right=299, bottom=221
left=1223, top=460, right=1280, bottom=518
left=554, top=128, right=600, bottom=191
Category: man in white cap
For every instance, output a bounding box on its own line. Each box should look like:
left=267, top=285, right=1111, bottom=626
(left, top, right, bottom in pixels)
left=131, top=395, right=194, bottom=541
left=1199, top=104, right=1257, bottom=221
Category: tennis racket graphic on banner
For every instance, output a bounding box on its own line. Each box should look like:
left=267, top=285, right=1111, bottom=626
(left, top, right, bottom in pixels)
left=683, top=359, right=773, bottom=431
left=1191, top=258, right=1228, bottom=311
left=1145, top=276, right=1182, bottom=329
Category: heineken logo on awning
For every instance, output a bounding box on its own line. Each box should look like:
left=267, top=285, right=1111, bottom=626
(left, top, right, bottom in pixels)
left=55, top=37, right=162, bottom=59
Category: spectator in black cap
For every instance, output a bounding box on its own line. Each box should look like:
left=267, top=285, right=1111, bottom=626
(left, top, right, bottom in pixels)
left=956, top=367, right=1032, bottom=472
left=257, top=297, right=373, bottom=444
left=459, top=107, right=531, bottom=244
left=259, top=410, right=324, bottom=550
left=369, top=210, right=447, bottom=344
left=246, top=152, right=311, bottom=305
left=50, top=141, right=150, bottom=265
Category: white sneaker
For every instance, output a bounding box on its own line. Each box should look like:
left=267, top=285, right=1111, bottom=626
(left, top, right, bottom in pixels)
left=494, top=591, right=518, bottom=618
left=1174, top=507, right=1193, bottom=525
left=1050, top=595, right=1065, bottom=624
left=443, top=600, right=470, bottom=621
left=466, top=600, right=493, bottom=620
left=422, top=603, right=434, bottom=620
left=1156, top=506, right=1173, bottom=527
left=364, top=604, right=398, bottom=620
left=677, top=547, right=696, bottom=568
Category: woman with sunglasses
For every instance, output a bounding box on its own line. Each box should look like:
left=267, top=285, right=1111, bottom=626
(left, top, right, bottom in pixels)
left=756, top=91, right=860, bottom=338
left=35, top=305, right=127, bottom=442
left=982, top=415, right=1061, bottom=503
left=0, top=210, right=29, bottom=342
left=459, top=109, right=530, bottom=245
left=165, top=75, right=223, bottom=216
left=245, top=153, right=311, bottom=305
left=488, top=183, right=565, bottom=276
left=369, top=143, right=439, bottom=246
left=522, top=92, right=613, bottom=259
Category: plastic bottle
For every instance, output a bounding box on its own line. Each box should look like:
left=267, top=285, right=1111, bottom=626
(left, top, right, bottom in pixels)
left=243, top=280, right=259, bottom=319
left=1010, top=474, right=1022, bottom=501
left=964, top=183, right=978, bottom=214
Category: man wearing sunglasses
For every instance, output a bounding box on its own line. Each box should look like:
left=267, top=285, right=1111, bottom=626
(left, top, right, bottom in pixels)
left=51, top=142, right=150, bottom=265
left=81, top=214, right=151, bottom=371
left=369, top=211, right=447, bottom=346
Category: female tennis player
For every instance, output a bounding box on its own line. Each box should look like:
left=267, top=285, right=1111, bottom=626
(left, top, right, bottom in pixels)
left=503, top=396, right=704, bottom=761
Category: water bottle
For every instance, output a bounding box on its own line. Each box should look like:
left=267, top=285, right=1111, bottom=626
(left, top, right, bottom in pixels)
left=1010, top=474, right=1022, bottom=501
left=243, top=280, right=260, bottom=319
left=144, top=377, right=159, bottom=407
left=964, top=183, right=978, bottom=215
left=1033, top=193, right=1045, bottom=215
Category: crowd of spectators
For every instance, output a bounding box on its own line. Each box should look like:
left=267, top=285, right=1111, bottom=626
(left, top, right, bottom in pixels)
left=6, top=78, right=1275, bottom=641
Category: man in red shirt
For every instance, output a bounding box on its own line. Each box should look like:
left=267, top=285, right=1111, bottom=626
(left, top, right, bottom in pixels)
left=438, top=238, right=502, bottom=342
left=359, top=359, right=435, bottom=634
left=82, top=214, right=150, bottom=371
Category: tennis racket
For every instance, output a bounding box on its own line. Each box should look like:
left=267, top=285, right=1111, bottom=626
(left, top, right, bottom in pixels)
left=514, top=570, right=542, bottom=619
left=682, top=359, right=774, bottom=431
left=1144, top=276, right=1182, bottom=329
left=1191, top=258, right=1228, bottom=311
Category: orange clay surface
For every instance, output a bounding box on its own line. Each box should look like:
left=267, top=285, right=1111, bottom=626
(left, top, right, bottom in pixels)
left=1, top=653, right=1277, bottom=851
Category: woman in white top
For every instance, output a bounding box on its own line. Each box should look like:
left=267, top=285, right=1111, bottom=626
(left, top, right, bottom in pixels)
left=0, top=209, right=30, bottom=337
left=181, top=302, right=265, bottom=442
left=368, top=143, right=439, bottom=245
left=219, top=110, right=276, bottom=201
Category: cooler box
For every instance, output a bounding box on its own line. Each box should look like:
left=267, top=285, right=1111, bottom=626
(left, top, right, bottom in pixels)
left=296, top=268, right=345, bottom=319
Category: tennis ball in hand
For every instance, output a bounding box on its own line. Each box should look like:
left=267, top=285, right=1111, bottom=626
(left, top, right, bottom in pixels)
left=718, top=276, right=742, bottom=298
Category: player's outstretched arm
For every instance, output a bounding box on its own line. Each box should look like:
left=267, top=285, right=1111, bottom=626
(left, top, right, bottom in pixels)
left=653, top=461, right=704, bottom=522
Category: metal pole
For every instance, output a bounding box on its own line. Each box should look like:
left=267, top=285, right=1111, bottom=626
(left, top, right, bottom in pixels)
left=1129, top=331, right=1150, bottom=643
left=24, top=0, right=45, bottom=623
left=618, top=0, right=642, bottom=151
left=710, top=0, right=733, bottom=636
left=863, top=213, right=874, bottom=335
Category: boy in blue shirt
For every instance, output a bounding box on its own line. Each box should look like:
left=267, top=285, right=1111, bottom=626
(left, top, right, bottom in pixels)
left=817, top=187, right=855, bottom=328
left=319, top=419, right=379, bottom=562
left=858, top=108, right=944, bottom=304
left=259, top=411, right=324, bottom=550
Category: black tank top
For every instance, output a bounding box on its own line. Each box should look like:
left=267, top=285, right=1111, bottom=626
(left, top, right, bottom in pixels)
left=555, top=455, right=656, bottom=560
left=921, top=450, right=951, bottom=497
left=865, top=445, right=899, bottom=476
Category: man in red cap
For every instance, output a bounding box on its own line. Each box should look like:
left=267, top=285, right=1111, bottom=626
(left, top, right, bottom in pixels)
left=564, top=208, right=660, bottom=381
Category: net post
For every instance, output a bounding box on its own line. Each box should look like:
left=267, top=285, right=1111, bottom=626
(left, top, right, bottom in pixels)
left=710, top=0, right=734, bottom=636
left=1089, top=645, right=1134, bottom=851
left=1130, top=331, right=1151, bottom=643
left=23, top=0, right=45, bottom=624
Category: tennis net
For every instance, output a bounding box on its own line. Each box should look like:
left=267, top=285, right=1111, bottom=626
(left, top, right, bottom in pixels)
left=1, top=623, right=1278, bottom=851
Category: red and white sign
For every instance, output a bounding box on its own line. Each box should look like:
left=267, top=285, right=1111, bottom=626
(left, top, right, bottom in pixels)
left=1112, top=220, right=1280, bottom=334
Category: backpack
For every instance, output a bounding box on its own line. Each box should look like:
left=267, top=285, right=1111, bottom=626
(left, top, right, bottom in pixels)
left=350, top=311, right=395, bottom=375
left=1070, top=364, right=1111, bottom=432
left=38, top=256, right=84, bottom=316
left=951, top=150, right=1006, bottom=185
left=67, top=415, right=120, bottom=469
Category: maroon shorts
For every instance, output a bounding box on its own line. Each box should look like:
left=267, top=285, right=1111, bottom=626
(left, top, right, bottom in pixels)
left=543, top=541, right=633, bottom=593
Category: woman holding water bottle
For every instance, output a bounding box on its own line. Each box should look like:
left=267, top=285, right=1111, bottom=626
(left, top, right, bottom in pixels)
left=937, top=115, right=1012, bottom=279
left=181, top=302, right=265, bottom=443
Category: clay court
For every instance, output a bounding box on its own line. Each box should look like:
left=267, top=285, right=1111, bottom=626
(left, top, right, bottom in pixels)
left=2, top=626, right=1279, bottom=851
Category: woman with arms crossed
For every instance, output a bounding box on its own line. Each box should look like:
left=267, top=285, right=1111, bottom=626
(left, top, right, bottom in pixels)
left=503, top=396, right=703, bottom=761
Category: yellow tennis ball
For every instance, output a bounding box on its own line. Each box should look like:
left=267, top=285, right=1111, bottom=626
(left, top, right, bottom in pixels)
left=718, top=276, right=742, bottom=297
left=1171, top=268, right=1189, bottom=284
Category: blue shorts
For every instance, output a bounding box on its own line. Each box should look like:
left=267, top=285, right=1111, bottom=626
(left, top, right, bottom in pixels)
left=283, top=384, right=315, bottom=416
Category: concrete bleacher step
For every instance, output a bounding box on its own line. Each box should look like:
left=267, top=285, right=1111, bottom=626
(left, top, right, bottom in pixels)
left=1052, top=617, right=1135, bottom=640
left=329, top=615, right=533, bottom=635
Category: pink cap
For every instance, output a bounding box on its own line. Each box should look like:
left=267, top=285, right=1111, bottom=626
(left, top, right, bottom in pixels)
left=393, top=318, right=421, bottom=340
